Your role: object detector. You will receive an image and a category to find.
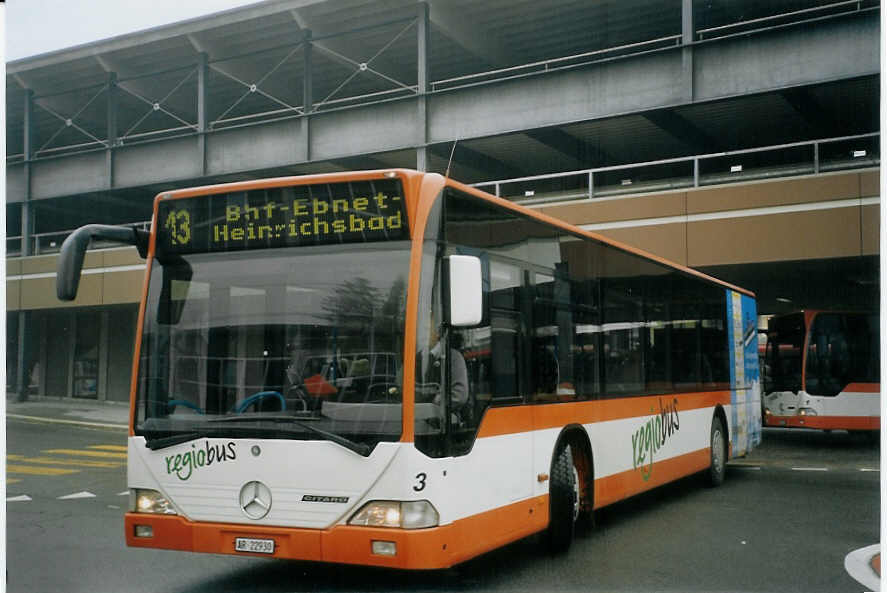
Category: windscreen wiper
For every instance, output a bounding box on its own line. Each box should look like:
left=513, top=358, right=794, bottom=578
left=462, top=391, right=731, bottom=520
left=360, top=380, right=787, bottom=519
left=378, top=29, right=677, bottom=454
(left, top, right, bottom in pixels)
left=208, top=415, right=371, bottom=456
left=145, top=432, right=203, bottom=451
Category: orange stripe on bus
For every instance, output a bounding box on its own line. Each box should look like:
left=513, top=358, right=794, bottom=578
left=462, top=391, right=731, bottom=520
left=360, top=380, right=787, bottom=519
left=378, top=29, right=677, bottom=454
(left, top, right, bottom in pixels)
left=400, top=173, right=447, bottom=442
left=594, top=447, right=711, bottom=509
left=126, top=496, right=548, bottom=570
left=765, top=414, right=879, bottom=431
left=476, top=391, right=733, bottom=438
left=843, top=383, right=881, bottom=394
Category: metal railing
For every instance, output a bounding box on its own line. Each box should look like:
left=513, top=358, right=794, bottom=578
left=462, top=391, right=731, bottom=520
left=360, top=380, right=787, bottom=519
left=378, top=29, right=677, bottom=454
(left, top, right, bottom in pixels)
left=472, top=133, right=879, bottom=205
left=7, top=132, right=878, bottom=259
left=696, top=0, right=871, bottom=41
left=7, top=220, right=151, bottom=258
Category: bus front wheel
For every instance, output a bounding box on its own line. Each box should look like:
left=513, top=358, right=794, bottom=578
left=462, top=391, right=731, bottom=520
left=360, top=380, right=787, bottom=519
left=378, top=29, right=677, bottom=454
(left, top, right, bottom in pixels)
left=546, top=444, right=579, bottom=554
left=706, top=415, right=727, bottom=487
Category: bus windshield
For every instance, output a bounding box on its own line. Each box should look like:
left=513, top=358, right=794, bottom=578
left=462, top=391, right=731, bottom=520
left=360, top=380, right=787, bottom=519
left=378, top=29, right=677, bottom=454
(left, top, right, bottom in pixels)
left=134, top=242, right=410, bottom=454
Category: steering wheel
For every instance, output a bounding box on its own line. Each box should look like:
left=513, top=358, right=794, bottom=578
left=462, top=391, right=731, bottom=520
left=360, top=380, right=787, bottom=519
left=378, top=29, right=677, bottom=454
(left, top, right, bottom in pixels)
left=167, top=399, right=204, bottom=414
left=234, top=391, right=286, bottom=414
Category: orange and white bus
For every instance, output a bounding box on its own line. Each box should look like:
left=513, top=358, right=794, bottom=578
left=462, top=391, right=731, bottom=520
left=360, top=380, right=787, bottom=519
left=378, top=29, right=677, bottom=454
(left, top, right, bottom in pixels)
left=762, top=311, right=879, bottom=433
left=57, top=169, right=761, bottom=569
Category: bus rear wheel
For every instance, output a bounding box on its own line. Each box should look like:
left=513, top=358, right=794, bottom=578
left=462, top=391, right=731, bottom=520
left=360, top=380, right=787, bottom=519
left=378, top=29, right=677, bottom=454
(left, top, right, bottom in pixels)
left=706, top=415, right=727, bottom=487
left=546, top=444, right=579, bottom=554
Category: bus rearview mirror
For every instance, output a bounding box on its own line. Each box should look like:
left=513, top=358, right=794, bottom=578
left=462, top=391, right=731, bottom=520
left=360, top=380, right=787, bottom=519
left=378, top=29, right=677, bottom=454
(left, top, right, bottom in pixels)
left=57, top=224, right=149, bottom=301
left=446, top=255, right=482, bottom=327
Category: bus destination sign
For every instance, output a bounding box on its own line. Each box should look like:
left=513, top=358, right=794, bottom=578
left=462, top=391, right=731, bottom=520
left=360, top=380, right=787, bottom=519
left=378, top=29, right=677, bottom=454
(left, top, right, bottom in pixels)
left=156, top=179, right=408, bottom=255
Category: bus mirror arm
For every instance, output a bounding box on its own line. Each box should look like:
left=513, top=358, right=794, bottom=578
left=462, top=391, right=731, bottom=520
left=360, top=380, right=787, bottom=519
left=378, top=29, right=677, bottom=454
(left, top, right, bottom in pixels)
left=57, top=224, right=150, bottom=301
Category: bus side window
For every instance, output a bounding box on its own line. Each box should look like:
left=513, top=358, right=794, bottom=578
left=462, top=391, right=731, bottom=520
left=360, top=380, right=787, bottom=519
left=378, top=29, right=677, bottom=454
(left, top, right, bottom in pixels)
left=532, top=272, right=563, bottom=402
left=489, top=311, right=524, bottom=403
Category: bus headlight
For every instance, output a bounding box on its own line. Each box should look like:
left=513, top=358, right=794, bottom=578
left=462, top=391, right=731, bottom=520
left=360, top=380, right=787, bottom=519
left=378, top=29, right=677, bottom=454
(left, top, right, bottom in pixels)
left=348, top=500, right=439, bottom=529
left=130, top=489, right=177, bottom=515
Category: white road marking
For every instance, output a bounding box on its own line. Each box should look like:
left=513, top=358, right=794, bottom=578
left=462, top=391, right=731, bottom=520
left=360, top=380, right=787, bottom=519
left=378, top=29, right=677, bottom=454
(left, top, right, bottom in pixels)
left=117, top=491, right=129, bottom=496
left=791, top=467, right=829, bottom=472
left=57, top=491, right=96, bottom=500
left=7, top=495, right=32, bottom=502
left=860, top=468, right=880, bottom=472
left=844, top=544, right=880, bottom=591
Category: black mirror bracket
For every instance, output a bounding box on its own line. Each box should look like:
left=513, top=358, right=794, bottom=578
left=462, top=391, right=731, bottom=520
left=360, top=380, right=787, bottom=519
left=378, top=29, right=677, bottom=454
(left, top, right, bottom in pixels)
left=57, top=224, right=149, bottom=301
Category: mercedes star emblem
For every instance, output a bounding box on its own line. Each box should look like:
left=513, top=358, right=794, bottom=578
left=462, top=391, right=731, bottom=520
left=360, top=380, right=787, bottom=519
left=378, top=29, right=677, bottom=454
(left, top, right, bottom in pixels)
left=239, top=480, right=272, bottom=520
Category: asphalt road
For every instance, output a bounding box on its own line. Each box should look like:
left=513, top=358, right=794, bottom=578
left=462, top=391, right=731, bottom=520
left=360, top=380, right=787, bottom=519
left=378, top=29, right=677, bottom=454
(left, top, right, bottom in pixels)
left=6, top=419, right=880, bottom=593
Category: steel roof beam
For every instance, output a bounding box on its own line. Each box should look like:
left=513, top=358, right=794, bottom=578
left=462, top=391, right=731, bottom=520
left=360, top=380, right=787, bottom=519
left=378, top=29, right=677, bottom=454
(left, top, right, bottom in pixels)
left=524, top=128, right=614, bottom=167
left=329, top=155, right=392, bottom=170
left=429, top=0, right=512, bottom=68
left=643, top=109, right=720, bottom=153
left=431, top=143, right=522, bottom=180
left=7, top=0, right=328, bottom=73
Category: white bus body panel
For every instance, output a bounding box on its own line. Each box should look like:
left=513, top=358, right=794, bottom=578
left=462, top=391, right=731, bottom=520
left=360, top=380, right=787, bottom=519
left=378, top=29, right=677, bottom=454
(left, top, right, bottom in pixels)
left=128, top=437, right=401, bottom=528
left=765, top=388, right=880, bottom=420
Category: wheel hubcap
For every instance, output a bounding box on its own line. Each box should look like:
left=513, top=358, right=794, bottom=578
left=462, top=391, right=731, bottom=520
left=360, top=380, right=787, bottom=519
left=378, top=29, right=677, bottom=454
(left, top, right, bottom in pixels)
left=712, top=428, right=724, bottom=473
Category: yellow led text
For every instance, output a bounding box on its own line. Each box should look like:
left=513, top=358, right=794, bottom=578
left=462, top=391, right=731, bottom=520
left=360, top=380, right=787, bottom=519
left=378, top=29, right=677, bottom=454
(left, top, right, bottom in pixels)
left=213, top=193, right=402, bottom=243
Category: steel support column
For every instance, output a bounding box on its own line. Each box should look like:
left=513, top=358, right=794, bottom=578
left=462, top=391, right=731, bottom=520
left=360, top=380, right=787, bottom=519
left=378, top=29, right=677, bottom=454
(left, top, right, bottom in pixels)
left=15, top=311, right=29, bottom=401
left=21, top=89, right=33, bottom=255
left=106, top=71, right=118, bottom=188
left=98, top=310, right=110, bottom=401
left=197, top=52, right=209, bottom=176
left=682, top=0, right=694, bottom=101
left=17, top=89, right=34, bottom=401
left=416, top=2, right=429, bottom=172
left=303, top=30, right=313, bottom=162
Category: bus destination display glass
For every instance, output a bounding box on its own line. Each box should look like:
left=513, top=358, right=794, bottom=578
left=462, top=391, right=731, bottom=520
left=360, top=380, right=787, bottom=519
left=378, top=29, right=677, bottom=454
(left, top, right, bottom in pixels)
left=156, top=179, right=407, bottom=255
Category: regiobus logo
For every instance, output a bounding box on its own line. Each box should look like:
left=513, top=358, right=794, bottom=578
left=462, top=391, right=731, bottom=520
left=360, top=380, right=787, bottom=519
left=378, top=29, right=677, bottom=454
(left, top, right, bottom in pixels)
left=165, top=441, right=237, bottom=481
left=631, top=398, right=681, bottom=481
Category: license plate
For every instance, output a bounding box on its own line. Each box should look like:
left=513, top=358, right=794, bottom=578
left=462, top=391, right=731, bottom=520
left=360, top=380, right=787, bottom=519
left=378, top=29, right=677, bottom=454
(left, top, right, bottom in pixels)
left=235, top=537, right=275, bottom=554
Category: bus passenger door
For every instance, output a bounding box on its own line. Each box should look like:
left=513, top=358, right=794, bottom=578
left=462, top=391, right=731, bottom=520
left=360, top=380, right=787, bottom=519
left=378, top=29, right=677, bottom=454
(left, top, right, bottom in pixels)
left=486, top=309, right=534, bottom=501
left=762, top=315, right=805, bottom=424
left=466, top=260, right=534, bottom=504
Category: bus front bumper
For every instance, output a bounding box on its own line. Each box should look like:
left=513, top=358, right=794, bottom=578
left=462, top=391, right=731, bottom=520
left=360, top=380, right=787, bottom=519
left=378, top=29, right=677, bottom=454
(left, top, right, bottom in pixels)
left=124, top=513, right=456, bottom=569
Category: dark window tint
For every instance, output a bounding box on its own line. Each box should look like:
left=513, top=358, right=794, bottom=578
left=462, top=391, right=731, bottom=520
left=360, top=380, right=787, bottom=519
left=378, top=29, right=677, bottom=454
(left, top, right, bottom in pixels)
left=443, top=188, right=734, bottom=405
left=806, top=313, right=878, bottom=396
left=764, top=313, right=805, bottom=394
